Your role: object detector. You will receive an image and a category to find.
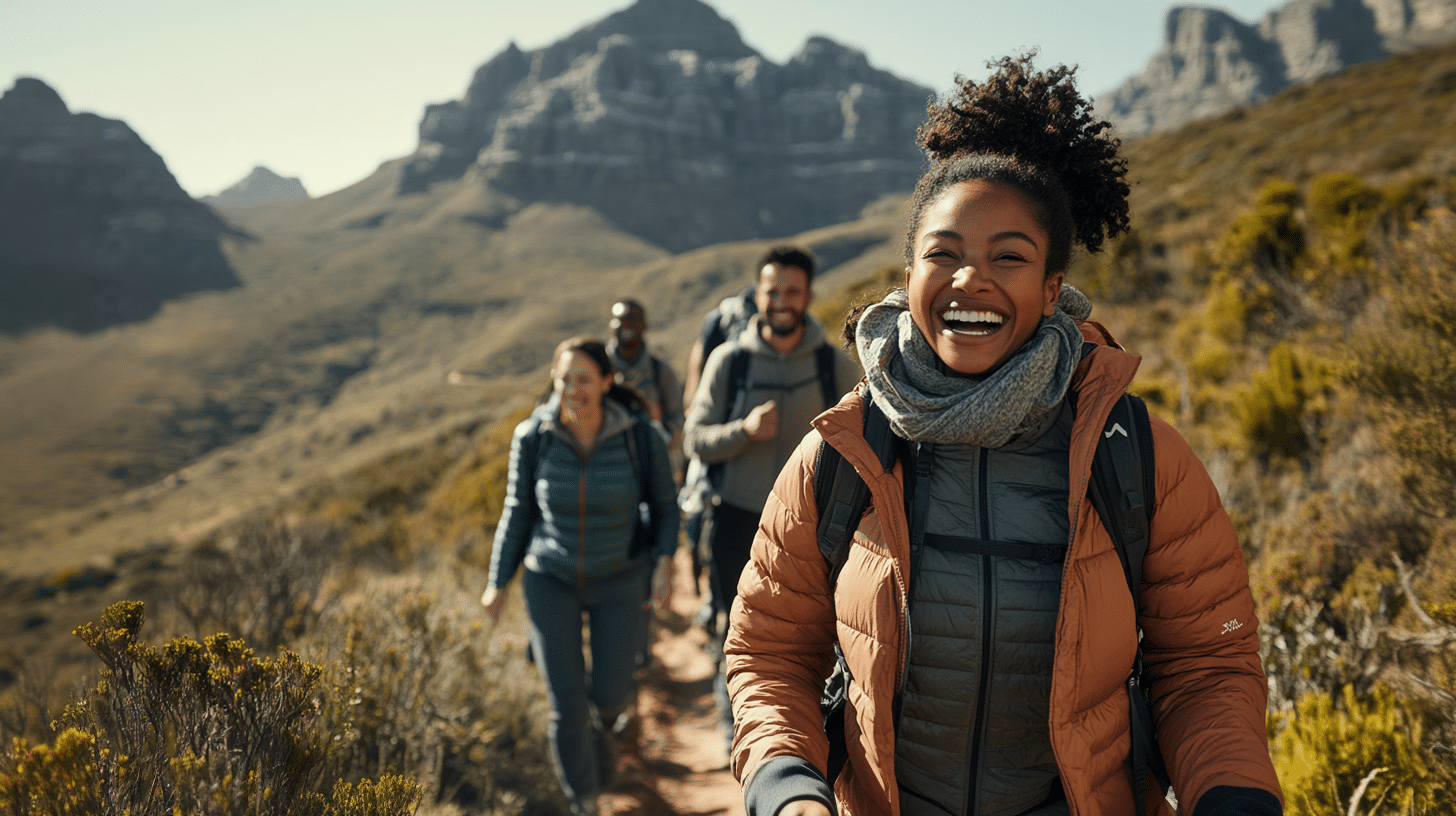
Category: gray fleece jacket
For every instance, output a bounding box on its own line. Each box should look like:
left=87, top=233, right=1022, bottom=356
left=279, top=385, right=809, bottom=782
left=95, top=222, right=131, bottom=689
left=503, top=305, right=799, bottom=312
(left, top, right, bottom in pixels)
left=683, top=314, right=861, bottom=513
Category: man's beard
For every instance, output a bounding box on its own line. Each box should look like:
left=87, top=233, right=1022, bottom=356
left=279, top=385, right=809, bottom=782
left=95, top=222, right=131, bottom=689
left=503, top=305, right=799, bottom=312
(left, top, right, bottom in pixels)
left=766, top=311, right=806, bottom=337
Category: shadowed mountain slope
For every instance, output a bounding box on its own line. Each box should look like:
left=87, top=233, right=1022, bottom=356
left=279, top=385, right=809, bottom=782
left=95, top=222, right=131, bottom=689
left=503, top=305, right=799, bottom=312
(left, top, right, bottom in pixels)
left=0, top=78, right=241, bottom=335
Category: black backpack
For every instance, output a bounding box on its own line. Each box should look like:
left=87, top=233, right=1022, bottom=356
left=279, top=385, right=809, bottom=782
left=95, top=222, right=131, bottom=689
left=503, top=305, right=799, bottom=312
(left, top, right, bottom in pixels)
left=810, top=389, right=1172, bottom=806
left=517, top=404, right=660, bottom=559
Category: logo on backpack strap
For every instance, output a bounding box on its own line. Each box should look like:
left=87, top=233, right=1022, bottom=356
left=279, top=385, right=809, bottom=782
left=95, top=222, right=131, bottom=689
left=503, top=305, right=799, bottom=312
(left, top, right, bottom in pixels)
left=1104, top=422, right=1129, bottom=439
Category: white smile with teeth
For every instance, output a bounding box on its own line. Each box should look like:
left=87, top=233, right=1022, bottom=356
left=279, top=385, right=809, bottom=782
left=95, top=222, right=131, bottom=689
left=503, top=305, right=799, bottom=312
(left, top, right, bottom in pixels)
left=941, top=309, right=1005, bottom=336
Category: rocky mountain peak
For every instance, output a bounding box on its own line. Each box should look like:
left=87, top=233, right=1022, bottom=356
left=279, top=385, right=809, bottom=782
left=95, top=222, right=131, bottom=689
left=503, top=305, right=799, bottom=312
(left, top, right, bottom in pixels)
left=402, top=0, right=932, bottom=252
left=0, top=76, right=70, bottom=116
left=0, top=77, right=240, bottom=334
left=566, top=0, right=756, bottom=61
left=204, top=166, right=309, bottom=205
left=1100, top=0, right=1456, bottom=138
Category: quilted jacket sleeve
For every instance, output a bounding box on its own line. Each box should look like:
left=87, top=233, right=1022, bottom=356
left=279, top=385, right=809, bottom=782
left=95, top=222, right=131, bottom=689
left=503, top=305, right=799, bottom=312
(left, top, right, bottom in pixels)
left=487, top=417, right=540, bottom=591
left=1137, top=417, right=1284, bottom=812
left=725, top=430, right=840, bottom=788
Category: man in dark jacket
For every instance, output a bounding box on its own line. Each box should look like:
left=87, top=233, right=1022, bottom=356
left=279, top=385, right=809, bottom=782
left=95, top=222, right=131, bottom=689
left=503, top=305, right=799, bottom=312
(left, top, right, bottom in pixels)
left=608, top=299, right=684, bottom=446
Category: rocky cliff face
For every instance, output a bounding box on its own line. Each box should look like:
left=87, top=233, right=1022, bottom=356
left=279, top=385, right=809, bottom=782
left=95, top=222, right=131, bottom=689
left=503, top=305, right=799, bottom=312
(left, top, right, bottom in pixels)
left=0, top=78, right=240, bottom=334
left=1100, top=0, right=1456, bottom=138
left=401, top=0, right=933, bottom=251
left=204, top=166, right=308, bottom=205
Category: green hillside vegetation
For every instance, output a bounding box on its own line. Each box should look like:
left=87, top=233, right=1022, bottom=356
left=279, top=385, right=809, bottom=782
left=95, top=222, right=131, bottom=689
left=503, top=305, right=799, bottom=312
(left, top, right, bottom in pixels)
left=5, top=41, right=1456, bottom=816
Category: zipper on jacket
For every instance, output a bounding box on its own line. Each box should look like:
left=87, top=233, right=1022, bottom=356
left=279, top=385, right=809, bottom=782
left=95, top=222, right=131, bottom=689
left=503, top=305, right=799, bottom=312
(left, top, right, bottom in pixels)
left=964, top=446, right=994, bottom=816
left=894, top=442, right=935, bottom=730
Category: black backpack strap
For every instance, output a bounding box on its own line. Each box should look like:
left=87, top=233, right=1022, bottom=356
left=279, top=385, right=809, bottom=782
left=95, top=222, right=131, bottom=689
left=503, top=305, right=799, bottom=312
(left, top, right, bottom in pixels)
left=1088, top=393, right=1155, bottom=600
left=700, top=309, right=727, bottom=370
left=707, top=347, right=752, bottom=492
left=726, top=345, right=751, bottom=414
left=649, top=355, right=673, bottom=422
left=815, top=342, right=839, bottom=409
left=811, top=394, right=896, bottom=785
left=624, top=411, right=657, bottom=559
left=812, top=395, right=895, bottom=583
left=1084, top=388, right=1170, bottom=802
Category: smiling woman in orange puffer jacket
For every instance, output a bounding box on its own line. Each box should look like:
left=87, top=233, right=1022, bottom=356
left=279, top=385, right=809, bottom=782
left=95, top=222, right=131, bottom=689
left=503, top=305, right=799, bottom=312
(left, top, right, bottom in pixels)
left=724, top=55, right=1284, bottom=816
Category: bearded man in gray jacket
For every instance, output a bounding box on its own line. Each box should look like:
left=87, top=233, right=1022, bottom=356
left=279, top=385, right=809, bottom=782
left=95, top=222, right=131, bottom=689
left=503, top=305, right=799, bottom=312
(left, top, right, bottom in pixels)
left=682, top=246, right=862, bottom=745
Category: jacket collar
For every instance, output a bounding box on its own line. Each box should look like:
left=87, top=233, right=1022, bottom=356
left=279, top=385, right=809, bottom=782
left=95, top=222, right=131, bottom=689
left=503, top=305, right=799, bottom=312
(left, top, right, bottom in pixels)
left=813, top=323, right=1141, bottom=480
left=539, top=394, right=635, bottom=454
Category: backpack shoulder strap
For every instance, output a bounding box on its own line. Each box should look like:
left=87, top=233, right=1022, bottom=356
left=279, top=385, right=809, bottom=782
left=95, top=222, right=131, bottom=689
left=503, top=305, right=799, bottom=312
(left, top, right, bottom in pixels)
left=725, top=345, right=751, bottom=414
left=815, top=342, right=838, bottom=410
left=700, top=310, right=727, bottom=370
left=649, top=355, right=670, bottom=419
left=707, top=347, right=752, bottom=492
left=813, top=394, right=896, bottom=584
left=1082, top=386, right=1170, bottom=800
left=1086, top=392, right=1156, bottom=601
left=624, top=411, right=657, bottom=558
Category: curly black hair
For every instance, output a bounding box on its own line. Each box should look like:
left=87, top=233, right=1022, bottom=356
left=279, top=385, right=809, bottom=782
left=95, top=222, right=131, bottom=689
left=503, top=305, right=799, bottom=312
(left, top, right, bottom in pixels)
left=757, top=245, right=817, bottom=279
left=903, top=54, right=1130, bottom=275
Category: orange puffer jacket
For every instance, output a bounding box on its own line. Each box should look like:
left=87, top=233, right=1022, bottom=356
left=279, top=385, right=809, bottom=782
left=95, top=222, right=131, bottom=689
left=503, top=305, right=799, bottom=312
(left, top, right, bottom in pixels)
left=725, top=341, right=1283, bottom=816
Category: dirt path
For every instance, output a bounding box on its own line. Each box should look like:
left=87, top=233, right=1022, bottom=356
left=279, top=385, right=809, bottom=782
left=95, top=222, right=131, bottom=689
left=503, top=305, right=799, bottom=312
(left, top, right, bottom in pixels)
left=601, top=550, right=745, bottom=816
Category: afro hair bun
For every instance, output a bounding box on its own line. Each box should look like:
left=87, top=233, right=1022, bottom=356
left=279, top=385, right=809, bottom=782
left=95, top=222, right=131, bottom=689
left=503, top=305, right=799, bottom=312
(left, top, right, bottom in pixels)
left=917, top=53, right=1130, bottom=255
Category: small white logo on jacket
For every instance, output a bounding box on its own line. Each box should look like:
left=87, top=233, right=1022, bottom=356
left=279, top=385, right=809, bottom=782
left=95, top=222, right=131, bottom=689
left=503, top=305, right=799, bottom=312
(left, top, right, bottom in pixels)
left=1221, top=619, right=1244, bottom=634
left=1104, top=423, right=1129, bottom=439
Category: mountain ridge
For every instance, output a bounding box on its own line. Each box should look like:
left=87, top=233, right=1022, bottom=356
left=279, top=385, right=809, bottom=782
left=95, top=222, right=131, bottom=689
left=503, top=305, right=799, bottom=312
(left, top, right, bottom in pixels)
left=0, top=77, right=241, bottom=335
left=1100, top=0, right=1456, bottom=137
left=203, top=166, right=308, bottom=205
left=401, top=0, right=933, bottom=251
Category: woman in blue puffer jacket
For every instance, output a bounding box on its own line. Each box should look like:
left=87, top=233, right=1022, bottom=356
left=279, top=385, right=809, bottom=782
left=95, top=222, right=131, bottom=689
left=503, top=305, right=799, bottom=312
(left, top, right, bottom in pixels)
left=482, top=336, right=680, bottom=816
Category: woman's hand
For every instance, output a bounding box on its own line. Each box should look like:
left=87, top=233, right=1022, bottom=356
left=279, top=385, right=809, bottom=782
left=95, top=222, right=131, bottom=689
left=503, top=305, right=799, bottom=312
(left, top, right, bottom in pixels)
left=650, top=555, right=675, bottom=610
left=781, top=800, right=832, bottom=816
left=480, top=586, right=507, bottom=625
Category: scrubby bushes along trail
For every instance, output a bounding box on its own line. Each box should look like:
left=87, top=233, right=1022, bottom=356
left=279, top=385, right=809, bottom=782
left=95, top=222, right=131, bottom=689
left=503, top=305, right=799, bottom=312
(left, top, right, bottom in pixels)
left=0, top=600, right=422, bottom=816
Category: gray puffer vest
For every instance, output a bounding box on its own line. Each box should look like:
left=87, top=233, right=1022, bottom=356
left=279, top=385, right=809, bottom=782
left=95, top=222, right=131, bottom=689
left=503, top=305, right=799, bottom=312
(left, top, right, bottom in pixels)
left=895, top=401, right=1073, bottom=816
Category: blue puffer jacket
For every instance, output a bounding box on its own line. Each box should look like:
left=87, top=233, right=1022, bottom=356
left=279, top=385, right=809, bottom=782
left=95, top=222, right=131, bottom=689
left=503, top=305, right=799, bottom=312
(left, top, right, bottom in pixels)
left=488, top=395, right=679, bottom=589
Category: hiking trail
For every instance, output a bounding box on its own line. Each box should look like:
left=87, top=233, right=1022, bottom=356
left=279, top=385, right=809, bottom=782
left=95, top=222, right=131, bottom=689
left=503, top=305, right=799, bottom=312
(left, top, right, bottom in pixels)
left=601, top=550, right=745, bottom=816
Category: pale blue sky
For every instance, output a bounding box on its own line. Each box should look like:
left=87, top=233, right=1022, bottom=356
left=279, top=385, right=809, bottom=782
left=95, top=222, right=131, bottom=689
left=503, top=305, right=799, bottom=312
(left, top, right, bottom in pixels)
left=2, top=0, right=1279, bottom=198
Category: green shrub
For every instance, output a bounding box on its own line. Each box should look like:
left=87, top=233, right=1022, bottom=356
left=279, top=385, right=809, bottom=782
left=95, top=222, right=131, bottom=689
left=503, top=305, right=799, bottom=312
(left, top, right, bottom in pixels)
left=1273, top=684, right=1454, bottom=815
left=421, top=399, right=538, bottom=563
left=1346, top=211, right=1456, bottom=516
left=0, top=728, right=103, bottom=814
left=1217, top=179, right=1304, bottom=275
left=1229, top=343, right=1332, bottom=460
left=0, top=601, right=421, bottom=816
left=1308, top=173, right=1382, bottom=240
left=1202, top=278, right=1250, bottom=344
left=1188, top=343, right=1236, bottom=386
left=1129, top=371, right=1180, bottom=418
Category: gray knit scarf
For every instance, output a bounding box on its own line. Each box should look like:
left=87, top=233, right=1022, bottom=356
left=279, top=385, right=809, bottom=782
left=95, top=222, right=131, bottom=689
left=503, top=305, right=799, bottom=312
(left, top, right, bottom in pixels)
left=855, top=286, right=1092, bottom=446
